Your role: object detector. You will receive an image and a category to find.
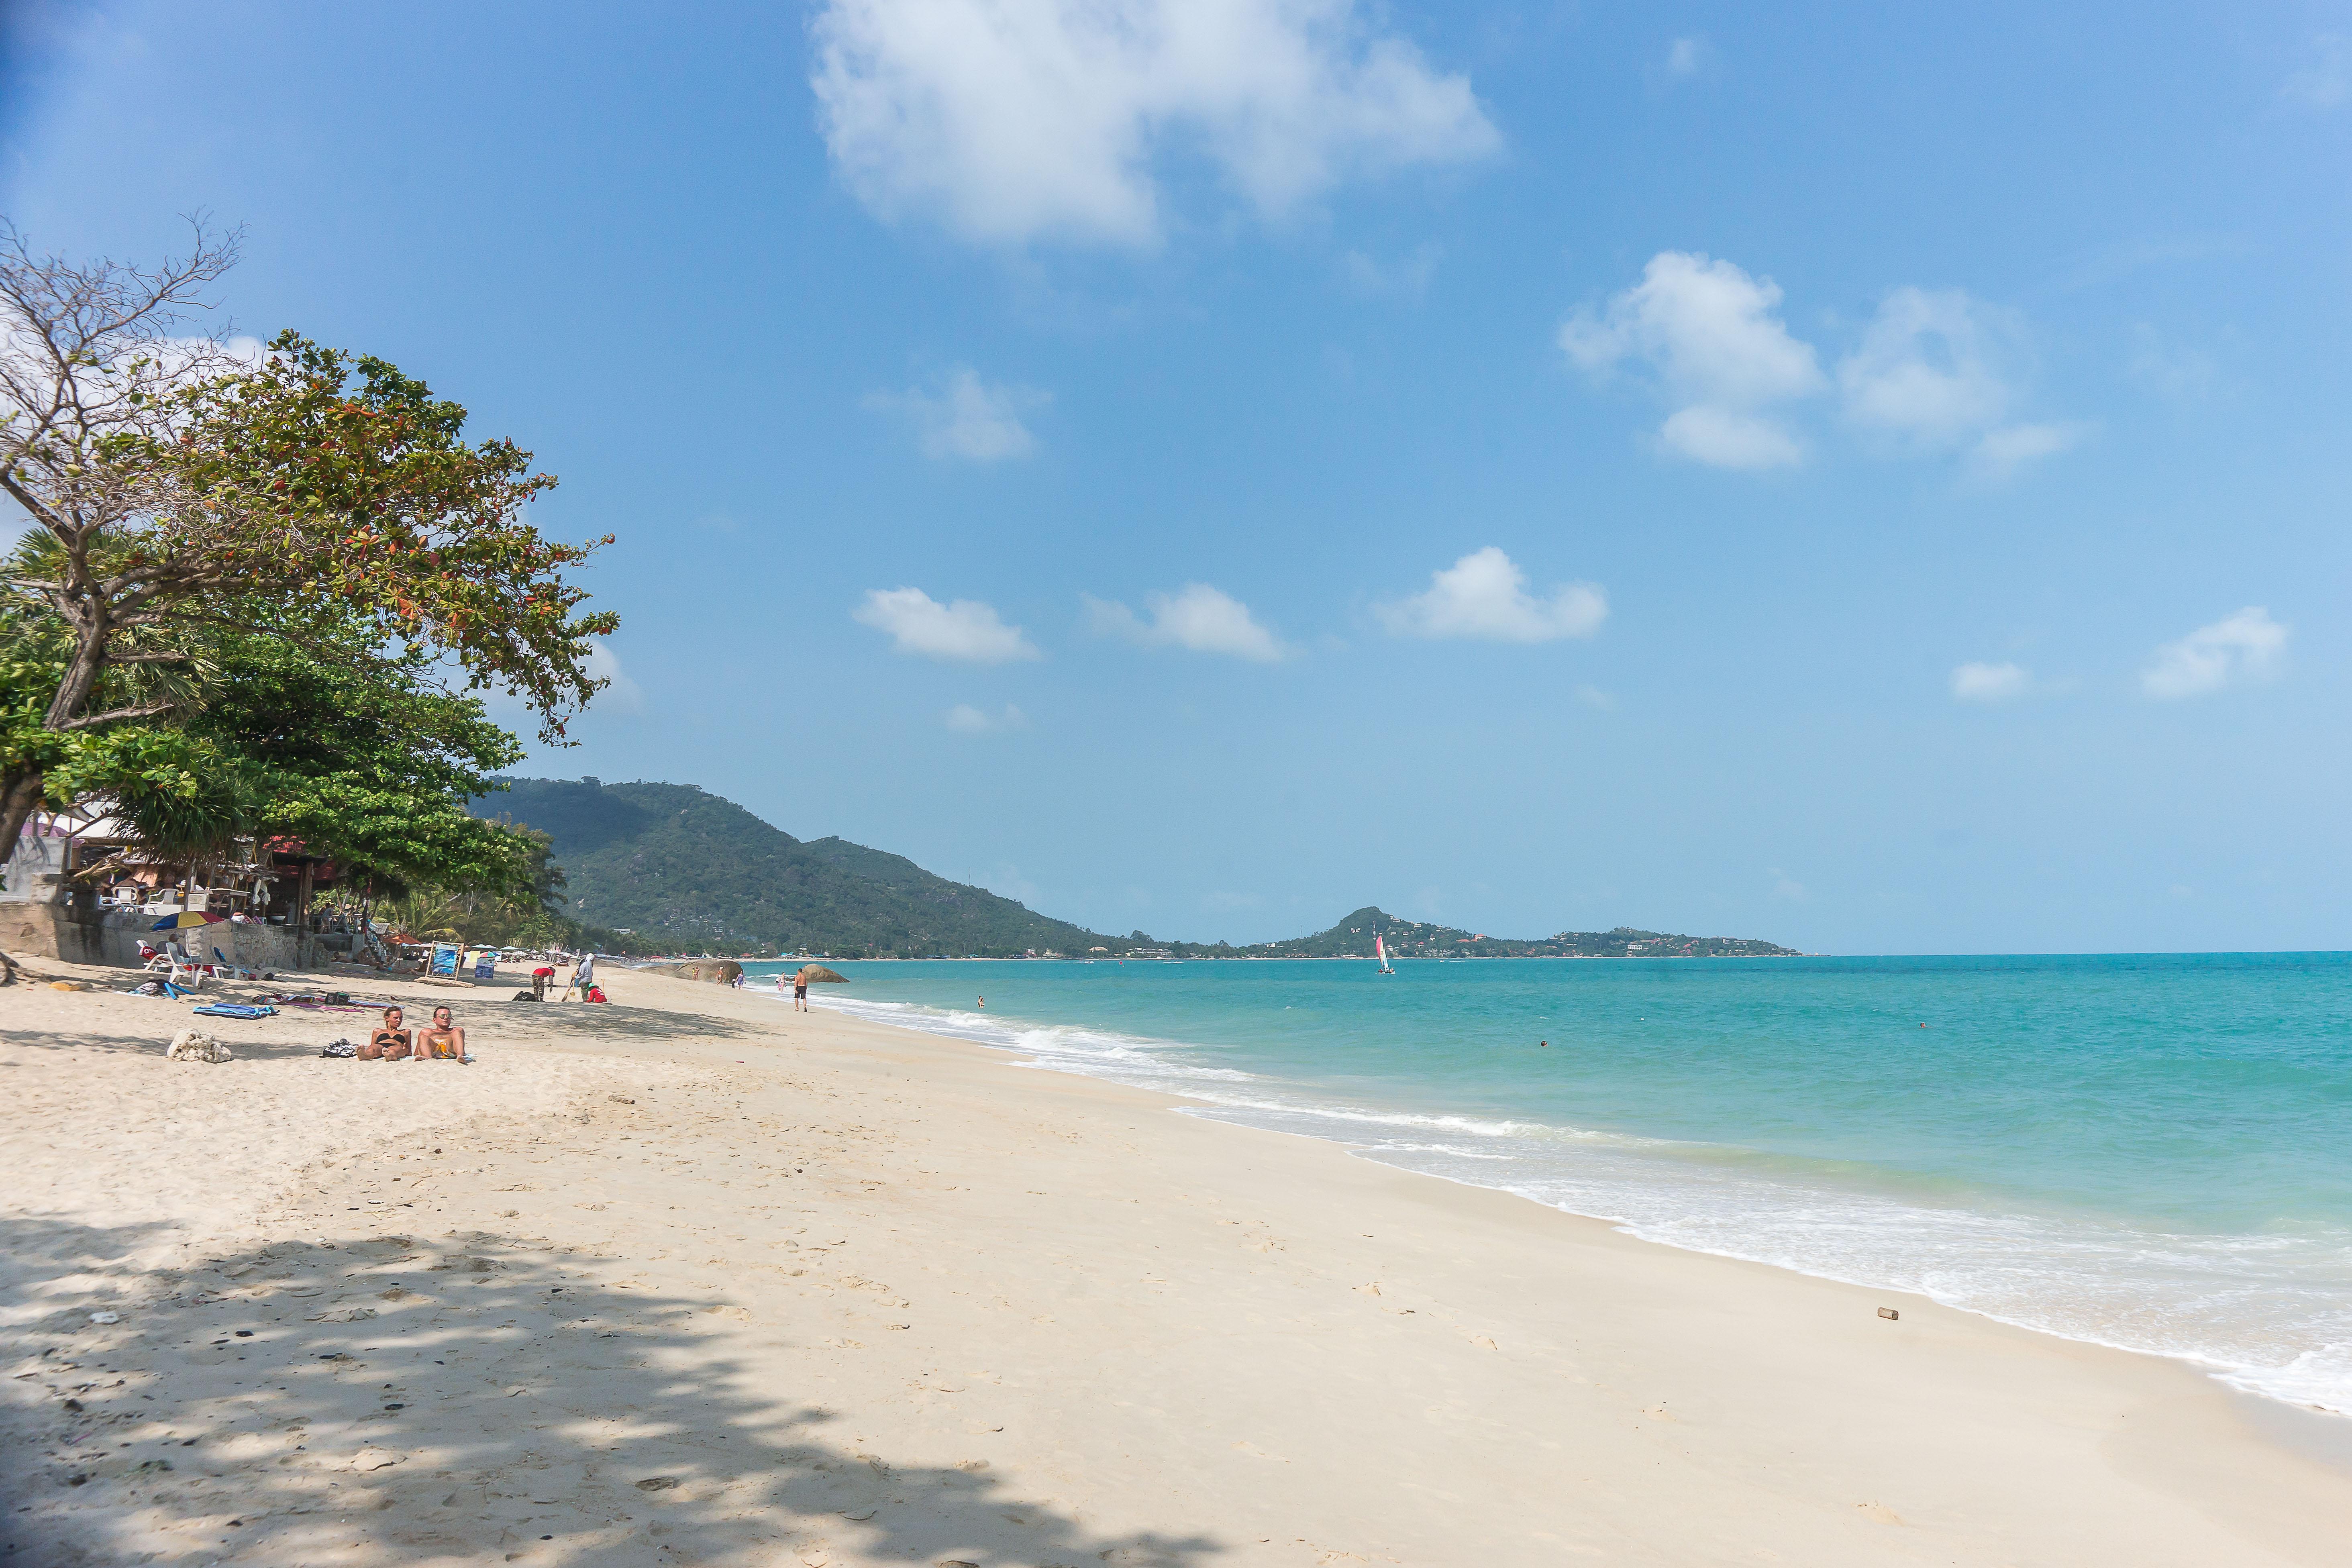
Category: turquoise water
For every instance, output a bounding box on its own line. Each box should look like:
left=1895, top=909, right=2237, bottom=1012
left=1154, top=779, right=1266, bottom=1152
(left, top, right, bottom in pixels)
left=735, top=952, right=2352, bottom=1412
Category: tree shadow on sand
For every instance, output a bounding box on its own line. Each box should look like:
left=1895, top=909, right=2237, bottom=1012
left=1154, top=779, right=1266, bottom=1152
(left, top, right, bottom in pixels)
left=3, top=1216, right=1223, bottom=1567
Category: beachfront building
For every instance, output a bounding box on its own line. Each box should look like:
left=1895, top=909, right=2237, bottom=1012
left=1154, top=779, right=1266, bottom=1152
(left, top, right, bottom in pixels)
left=2, top=803, right=350, bottom=970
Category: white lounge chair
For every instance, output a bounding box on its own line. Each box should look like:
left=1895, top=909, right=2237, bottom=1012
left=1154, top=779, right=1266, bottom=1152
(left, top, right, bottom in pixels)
left=162, top=941, right=212, bottom=989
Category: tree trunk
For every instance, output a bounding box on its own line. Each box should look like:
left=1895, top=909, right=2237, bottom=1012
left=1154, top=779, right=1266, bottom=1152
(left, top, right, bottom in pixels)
left=0, top=769, right=44, bottom=879
left=0, top=620, right=114, bottom=979
left=0, top=769, right=45, bottom=984
left=0, top=616, right=113, bottom=854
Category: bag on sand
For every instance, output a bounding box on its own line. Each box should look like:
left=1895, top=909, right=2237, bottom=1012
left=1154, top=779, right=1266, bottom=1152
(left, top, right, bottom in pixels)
left=165, top=1029, right=233, bottom=1064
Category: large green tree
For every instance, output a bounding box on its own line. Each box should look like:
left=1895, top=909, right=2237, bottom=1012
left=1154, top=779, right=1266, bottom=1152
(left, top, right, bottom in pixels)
left=0, top=219, right=617, bottom=861
left=180, top=612, right=540, bottom=897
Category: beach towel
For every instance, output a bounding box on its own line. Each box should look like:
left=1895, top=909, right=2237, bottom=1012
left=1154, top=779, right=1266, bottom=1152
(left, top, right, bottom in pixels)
left=191, top=1002, right=277, bottom=1020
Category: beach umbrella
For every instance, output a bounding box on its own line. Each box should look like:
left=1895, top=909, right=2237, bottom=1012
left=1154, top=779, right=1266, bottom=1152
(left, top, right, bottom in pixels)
left=151, top=910, right=226, bottom=931
left=796, top=964, right=847, bottom=984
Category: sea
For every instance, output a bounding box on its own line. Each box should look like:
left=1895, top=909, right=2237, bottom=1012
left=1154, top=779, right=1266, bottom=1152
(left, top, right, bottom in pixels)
left=734, top=952, right=2352, bottom=1416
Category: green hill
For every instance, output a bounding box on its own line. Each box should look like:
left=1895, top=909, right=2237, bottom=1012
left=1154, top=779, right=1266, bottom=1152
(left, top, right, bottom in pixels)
left=469, top=779, right=1800, bottom=960
left=469, top=777, right=1127, bottom=958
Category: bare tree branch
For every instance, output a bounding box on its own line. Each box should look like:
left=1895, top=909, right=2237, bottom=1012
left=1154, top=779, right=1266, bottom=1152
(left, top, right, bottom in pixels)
left=57, top=702, right=176, bottom=731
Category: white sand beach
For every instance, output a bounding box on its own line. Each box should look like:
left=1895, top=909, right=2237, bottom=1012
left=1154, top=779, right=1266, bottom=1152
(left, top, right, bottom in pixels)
left=4, top=958, right=2349, bottom=1567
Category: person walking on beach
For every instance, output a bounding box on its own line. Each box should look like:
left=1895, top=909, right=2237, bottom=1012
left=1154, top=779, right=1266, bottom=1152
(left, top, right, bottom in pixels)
left=794, top=974, right=810, bottom=1011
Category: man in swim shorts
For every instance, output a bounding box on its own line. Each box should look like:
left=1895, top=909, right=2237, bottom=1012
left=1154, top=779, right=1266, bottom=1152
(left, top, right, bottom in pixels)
left=361, top=1006, right=412, bottom=1060
left=794, top=975, right=809, bottom=1011
left=416, top=1005, right=471, bottom=1063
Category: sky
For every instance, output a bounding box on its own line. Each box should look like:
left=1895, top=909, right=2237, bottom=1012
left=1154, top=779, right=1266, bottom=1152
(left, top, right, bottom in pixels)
left=4, top=0, right=2349, bottom=954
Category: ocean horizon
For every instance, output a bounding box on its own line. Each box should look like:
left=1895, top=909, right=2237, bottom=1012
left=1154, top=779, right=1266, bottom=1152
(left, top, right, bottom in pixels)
left=740, top=950, right=2352, bottom=1417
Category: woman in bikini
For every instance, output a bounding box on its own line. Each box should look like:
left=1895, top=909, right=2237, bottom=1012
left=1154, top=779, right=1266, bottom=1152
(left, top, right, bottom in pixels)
left=361, top=1006, right=412, bottom=1060
left=416, top=1005, right=471, bottom=1064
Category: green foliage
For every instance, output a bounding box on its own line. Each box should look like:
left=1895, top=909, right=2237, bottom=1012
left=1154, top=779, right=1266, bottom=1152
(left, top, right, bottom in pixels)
left=381, top=824, right=577, bottom=948
left=175, top=612, right=537, bottom=897
left=157, top=336, right=619, bottom=741
left=4, top=573, right=550, bottom=900
left=0, top=590, right=233, bottom=836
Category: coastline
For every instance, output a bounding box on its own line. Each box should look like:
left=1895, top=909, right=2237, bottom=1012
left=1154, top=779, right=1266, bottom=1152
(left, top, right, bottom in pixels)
left=4, top=958, right=2347, bottom=1566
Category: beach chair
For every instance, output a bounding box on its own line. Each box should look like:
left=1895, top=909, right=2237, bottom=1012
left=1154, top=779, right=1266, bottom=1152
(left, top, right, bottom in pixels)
left=162, top=942, right=211, bottom=989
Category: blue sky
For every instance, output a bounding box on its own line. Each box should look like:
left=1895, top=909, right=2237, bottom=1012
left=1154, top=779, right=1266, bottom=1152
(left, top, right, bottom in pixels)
left=6, top=1, right=2350, bottom=953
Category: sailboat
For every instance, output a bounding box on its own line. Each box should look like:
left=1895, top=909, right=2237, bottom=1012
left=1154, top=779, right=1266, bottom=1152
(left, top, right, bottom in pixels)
left=1375, top=932, right=1395, bottom=975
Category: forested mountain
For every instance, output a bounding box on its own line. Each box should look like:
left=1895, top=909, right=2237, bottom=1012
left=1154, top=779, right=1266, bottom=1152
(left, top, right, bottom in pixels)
left=469, top=777, right=1126, bottom=958
left=469, top=779, right=1799, bottom=960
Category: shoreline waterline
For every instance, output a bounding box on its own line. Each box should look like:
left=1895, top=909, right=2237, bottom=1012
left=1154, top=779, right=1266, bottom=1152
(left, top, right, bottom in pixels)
left=735, top=955, right=2352, bottom=1421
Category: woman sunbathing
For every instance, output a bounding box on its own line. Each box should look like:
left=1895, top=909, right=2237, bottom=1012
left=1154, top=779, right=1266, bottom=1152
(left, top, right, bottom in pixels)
left=361, top=1006, right=412, bottom=1060
left=417, top=1005, right=472, bottom=1064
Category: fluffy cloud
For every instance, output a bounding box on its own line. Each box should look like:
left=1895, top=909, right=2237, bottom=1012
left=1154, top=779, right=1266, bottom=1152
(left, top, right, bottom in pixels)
left=2142, top=607, right=2288, bottom=699
left=1973, top=421, right=2089, bottom=475
left=1950, top=661, right=2030, bottom=703
left=583, top=641, right=645, bottom=712
left=1375, top=546, right=1607, bottom=643
left=1084, top=583, right=1289, bottom=661
left=854, top=587, right=1042, bottom=662
left=1559, top=252, right=1823, bottom=469
left=944, top=702, right=1031, bottom=734
left=865, top=367, right=1045, bottom=460
left=811, top=0, right=1501, bottom=248
left=1836, top=287, right=2080, bottom=472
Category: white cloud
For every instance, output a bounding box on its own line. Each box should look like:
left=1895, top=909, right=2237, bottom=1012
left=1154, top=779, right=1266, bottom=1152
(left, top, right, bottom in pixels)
left=1770, top=867, right=1807, bottom=902
left=584, top=640, right=644, bottom=713
left=1950, top=661, right=2030, bottom=703
left=2283, top=34, right=2350, bottom=108
left=2142, top=607, right=2288, bottom=699
left=1375, top=546, right=1607, bottom=643
left=1973, top=421, right=2090, bottom=475
left=1665, top=37, right=1704, bottom=76
left=854, top=587, right=1042, bottom=662
left=1836, top=287, right=2016, bottom=445
left=1836, top=288, right=2084, bottom=474
left=810, top=0, right=1501, bottom=248
left=1084, top=583, right=1289, bottom=661
left=1559, top=251, right=1823, bottom=469
left=944, top=702, right=1030, bottom=734
left=1657, top=405, right=1804, bottom=468
left=865, top=367, right=1045, bottom=460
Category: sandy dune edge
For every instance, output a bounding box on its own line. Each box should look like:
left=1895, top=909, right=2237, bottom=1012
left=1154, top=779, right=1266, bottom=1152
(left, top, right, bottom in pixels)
left=3, top=959, right=2347, bottom=1567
